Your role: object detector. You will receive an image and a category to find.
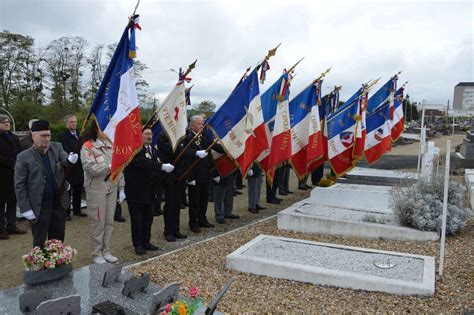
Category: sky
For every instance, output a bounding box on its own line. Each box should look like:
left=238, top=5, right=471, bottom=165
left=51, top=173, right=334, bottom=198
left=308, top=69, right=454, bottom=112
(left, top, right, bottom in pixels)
left=1, top=0, right=473, bottom=108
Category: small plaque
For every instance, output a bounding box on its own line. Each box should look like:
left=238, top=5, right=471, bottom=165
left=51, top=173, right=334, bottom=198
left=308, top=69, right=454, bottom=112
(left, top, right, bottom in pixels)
left=19, top=290, right=53, bottom=313
left=121, top=273, right=150, bottom=299
left=102, top=265, right=123, bottom=287
left=373, top=258, right=397, bottom=269
left=150, top=282, right=181, bottom=313
left=34, top=294, right=81, bottom=315
left=92, top=300, right=126, bottom=315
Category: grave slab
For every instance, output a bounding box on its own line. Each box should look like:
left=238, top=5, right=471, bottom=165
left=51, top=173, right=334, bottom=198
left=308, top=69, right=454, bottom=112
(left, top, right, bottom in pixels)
left=226, top=235, right=435, bottom=296
left=346, top=167, right=418, bottom=185
left=310, top=184, right=393, bottom=214
left=277, top=200, right=438, bottom=241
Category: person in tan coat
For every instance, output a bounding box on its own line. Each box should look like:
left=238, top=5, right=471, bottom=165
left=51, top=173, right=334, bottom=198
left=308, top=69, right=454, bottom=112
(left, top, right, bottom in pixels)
left=81, top=123, right=124, bottom=264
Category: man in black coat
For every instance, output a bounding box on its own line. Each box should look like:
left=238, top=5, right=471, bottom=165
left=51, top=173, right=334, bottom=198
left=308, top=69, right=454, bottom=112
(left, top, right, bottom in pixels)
left=185, top=115, right=225, bottom=233
left=57, top=115, right=86, bottom=219
left=0, top=114, right=27, bottom=239
left=124, top=128, right=175, bottom=255
left=156, top=128, right=209, bottom=242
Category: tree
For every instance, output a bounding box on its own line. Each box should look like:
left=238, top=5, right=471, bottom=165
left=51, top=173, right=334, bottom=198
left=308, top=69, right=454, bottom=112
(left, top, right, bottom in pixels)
left=402, top=98, right=420, bottom=122
left=84, top=44, right=107, bottom=106
left=0, top=31, right=36, bottom=110
left=190, top=100, right=216, bottom=118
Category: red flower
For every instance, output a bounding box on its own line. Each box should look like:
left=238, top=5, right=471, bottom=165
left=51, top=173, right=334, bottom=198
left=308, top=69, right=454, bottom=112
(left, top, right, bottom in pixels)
left=189, top=287, right=198, bottom=298
left=44, top=261, right=51, bottom=269
left=164, top=304, right=172, bottom=312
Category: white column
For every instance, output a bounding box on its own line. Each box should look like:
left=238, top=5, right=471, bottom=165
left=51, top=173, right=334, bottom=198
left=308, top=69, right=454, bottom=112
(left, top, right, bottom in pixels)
left=438, top=140, right=450, bottom=277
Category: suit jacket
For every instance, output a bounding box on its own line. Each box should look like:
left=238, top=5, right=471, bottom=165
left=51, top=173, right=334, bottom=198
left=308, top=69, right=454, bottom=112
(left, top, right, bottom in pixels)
left=57, top=130, right=84, bottom=186
left=248, top=162, right=263, bottom=178
left=14, top=142, right=70, bottom=223
left=156, top=132, right=196, bottom=183
left=184, top=131, right=223, bottom=184
left=0, top=131, right=21, bottom=201
left=124, top=146, right=162, bottom=205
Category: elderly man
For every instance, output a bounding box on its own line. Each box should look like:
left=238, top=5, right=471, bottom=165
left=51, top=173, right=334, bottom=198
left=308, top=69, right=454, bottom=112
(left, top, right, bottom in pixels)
left=0, top=114, right=26, bottom=239
left=124, top=128, right=174, bottom=255
left=57, top=115, right=86, bottom=219
left=14, top=120, right=79, bottom=248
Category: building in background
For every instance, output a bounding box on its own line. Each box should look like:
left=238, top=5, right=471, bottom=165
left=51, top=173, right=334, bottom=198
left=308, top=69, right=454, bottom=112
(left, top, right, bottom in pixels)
left=453, top=82, right=474, bottom=111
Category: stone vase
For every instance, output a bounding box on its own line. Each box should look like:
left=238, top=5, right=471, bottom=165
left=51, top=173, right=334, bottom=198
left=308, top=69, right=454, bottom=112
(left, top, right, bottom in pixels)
left=23, top=264, right=73, bottom=286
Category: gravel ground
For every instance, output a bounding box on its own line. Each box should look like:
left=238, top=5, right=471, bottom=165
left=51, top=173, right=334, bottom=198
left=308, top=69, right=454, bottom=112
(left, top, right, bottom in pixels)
left=130, top=216, right=474, bottom=313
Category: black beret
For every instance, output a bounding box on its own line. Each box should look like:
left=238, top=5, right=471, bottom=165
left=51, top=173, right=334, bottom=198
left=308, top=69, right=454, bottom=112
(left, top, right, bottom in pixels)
left=31, top=120, right=50, bottom=132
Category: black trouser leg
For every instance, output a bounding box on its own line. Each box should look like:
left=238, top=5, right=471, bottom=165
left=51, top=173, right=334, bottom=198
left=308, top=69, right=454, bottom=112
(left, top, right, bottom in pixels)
left=163, top=179, right=182, bottom=235
left=48, top=206, right=65, bottom=243
left=142, top=203, right=153, bottom=245
left=128, top=202, right=144, bottom=247
left=31, top=204, right=53, bottom=248
left=72, top=184, right=82, bottom=214
left=197, top=183, right=209, bottom=225
left=114, top=202, right=122, bottom=220
left=188, top=185, right=199, bottom=228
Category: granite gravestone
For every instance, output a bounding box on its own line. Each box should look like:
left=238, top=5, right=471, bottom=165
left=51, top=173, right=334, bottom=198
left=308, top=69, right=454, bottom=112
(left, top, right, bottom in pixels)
left=149, top=282, right=181, bottom=313
left=455, top=130, right=474, bottom=168
left=122, top=273, right=150, bottom=298
left=34, top=294, right=81, bottom=315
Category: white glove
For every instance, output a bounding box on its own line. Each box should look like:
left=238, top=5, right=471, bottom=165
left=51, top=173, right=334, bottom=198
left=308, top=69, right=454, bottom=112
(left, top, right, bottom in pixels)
left=247, top=169, right=254, bottom=177
left=23, top=210, right=36, bottom=221
left=213, top=176, right=220, bottom=183
left=195, top=150, right=208, bottom=159
left=161, top=163, right=174, bottom=173
left=68, top=153, right=79, bottom=164
left=188, top=180, right=196, bottom=186
left=118, top=190, right=126, bottom=203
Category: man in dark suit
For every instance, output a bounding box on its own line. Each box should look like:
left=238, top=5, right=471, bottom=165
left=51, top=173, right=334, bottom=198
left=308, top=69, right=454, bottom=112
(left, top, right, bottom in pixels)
left=185, top=115, right=221, bottom=233
left=57, top=115, right=86, bottom=220
left=247, top=162, right=266, bottom=213
left=124, top=128, right=175, bottom=255
left=156, top=128, right=208, bottom=242
left=0, top=114, right=26, bottom=239
left=15, top=120, right=79, bottom=248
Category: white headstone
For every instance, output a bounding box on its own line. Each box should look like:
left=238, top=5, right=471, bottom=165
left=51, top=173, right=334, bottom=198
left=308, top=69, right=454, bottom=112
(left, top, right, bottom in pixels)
left=421, top=141, right=440, bottom=181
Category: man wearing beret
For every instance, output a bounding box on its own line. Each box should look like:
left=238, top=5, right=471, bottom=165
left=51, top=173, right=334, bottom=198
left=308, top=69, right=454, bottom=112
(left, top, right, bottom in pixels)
left=14, top=120, right=79, bottom=248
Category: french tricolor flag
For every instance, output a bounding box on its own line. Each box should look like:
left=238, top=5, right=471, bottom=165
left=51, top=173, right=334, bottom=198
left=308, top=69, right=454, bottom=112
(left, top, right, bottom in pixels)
left=364, top=102, right=392, bottom=163
left=87, top=17, right=143, bottom=181
left=207, top=70, right=266, bottom=176
left=391, top=87, right=405, bottom=141
left=289, top=79, right=324, bottom=178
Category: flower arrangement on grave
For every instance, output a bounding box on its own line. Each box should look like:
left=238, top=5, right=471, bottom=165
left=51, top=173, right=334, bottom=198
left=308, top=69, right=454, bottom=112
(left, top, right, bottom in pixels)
left=22, top=239, right=77, bottom=271
left=160, top=287, right=204, bottom=315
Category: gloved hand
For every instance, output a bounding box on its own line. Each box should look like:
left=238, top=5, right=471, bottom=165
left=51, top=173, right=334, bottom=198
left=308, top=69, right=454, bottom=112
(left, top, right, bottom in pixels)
left=118, top=190, right=126, bottom=203
left=247, top=169, right=254, bottom=177
left=188, top=180, right=196, bottom=186
left=68, top=153, right=79, bottom=164
left=23, top=210, right=36, bottom=221
left=161, top=163, right=174, bottom=173
left=195, top=150, right=208, bottom=159
left=213, top=176, right=221, bottom=183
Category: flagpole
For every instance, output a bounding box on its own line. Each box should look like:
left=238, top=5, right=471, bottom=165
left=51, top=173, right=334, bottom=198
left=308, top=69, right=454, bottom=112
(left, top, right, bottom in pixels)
left=178, top=138, right=219, bottom=181
left=171, top=124, right=208, bottom=164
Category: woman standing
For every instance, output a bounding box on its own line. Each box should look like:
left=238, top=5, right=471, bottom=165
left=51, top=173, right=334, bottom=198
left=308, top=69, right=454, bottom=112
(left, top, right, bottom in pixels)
left=80, top=123, right=124, bottom=264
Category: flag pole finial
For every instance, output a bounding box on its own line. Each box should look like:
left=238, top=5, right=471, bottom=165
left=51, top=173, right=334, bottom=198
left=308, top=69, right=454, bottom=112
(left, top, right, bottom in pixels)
left=314, top=66, right=332, bottom=83
left=265, top=43, right=281, bottom=61
left=286, top=57, right=305, bottom=74
left=183, top=59, right=198, bottom=77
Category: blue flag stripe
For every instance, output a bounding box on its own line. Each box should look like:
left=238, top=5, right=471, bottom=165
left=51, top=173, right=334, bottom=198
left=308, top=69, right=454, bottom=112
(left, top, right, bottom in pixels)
left=366, top=102, right=390, bottom=133
left=289, top=84, right=317, bottom=127
left=367, top=78, right=392, bottom=113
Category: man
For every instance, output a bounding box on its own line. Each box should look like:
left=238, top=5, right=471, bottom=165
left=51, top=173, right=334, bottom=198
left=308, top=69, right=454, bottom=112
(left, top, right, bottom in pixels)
left=124, top=128, right=174, bottom=255
left=0, top=114, right=26, bottom=239
left=247, top=162, right=266, bottom=214
left=57, top=115, right=86, bottom=220
left=185, top=115, right=219, bottom=233
left=15, top=120, right=79, bottom=248
left=157, top=129, right=209, bottom=242
left=213, top=168, right=240, bottom=224
left=266, top=167, right=282, bottom=204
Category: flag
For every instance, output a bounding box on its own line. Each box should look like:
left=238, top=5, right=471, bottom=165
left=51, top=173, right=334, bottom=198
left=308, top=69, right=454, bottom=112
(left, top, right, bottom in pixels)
left=367, top=76, right=398, bottom=114
left=289, top=79, right=324, bottom=178
left=156, top=74, right=188, bottom=151
left=391, top=87, right=405, bottom=141
left=87, top=17, right=142, bottom=181
left=211, top=151, right=237, bottom=177
left=364, top=102, right=392, bottom=163
left=258, top=72, right=291, bottom=181
left=207, top=70, right=264, bottom=175
left=353, top=88, right=368, bottom=159
left=319, top=89, right=340, bottom=161
left=326, top=94, right=360, bottom=176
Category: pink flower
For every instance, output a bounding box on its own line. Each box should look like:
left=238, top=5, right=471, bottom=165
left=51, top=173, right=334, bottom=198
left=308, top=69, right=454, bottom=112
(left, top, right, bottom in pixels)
left=189, top=287, right=198, bottom=298
left=57, top=258, right=64, bottom=265
left=44, top=261, right=51, bottom=269
left=164, top=304, right=172, bottom=312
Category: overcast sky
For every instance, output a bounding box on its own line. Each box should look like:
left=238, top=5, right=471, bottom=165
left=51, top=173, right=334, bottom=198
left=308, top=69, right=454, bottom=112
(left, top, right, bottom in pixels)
left=1, top=0, right=473, bottom=108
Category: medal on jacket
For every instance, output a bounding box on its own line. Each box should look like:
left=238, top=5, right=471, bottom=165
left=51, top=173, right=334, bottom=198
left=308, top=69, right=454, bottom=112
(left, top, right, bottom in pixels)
left=195, top=134, right=202, bottom=146
left=145, top=152, right=152, bottom=159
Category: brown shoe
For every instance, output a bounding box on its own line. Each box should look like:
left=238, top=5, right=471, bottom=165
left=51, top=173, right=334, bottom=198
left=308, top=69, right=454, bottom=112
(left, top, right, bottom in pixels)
left=0, top=230, right=9, bottom=240
left=7, top=227, right=27, bottom=235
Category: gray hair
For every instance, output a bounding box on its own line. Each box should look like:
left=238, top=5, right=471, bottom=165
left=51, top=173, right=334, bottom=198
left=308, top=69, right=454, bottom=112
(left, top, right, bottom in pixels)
left=0, top=114, right=10, bottom=123
left=189, top=114, right=204, bottom=126
left=64, top=114, right=76, bottom=124
left=28, top=119, right=39, bottom=130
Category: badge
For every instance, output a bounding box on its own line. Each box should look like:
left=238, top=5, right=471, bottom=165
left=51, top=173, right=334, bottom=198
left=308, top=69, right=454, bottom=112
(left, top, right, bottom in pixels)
left=145, top=153, right=152, bottom=159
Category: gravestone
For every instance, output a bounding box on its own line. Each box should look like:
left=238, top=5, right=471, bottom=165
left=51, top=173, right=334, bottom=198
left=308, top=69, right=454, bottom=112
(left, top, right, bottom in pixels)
left=34, top=294, right=81, bottom=315
left=149, top=282, right=181, bottom=313
left=421, top=141, right=440, bottom=181
left=345, top=167, right=418, bottom=186
left=122, top=273, right=150, bottom=298
left=102, top=264, right=123, bottom=287
left=227, top=235, right=435, bottom=296
left=455, top=130, right=474, bottom=168
left=19, top=290, right=53, bottom=313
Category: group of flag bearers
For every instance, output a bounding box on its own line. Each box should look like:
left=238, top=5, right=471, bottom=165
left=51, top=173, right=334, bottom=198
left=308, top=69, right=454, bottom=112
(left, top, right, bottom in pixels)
left=82, top=13, right=409, bottom=256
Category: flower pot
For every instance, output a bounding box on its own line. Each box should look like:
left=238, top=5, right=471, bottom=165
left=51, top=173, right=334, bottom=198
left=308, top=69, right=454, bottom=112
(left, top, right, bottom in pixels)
left=23, top=264, right=73, bottom=286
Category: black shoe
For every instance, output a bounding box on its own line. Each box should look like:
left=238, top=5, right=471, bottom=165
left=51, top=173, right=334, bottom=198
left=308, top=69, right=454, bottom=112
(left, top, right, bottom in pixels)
left=114, top=217, right=126, bottom=222
left=305, top=184, right=312, bottom=189
left=0, top=230, right=9, bottom=240
left=298, top=185, right=308, bottom=190
left=216, top=218, right=226, bottom=224
left=165, top=234, right=176, bottom=242
left=173, top=232, right=187, bottom=239
left=144, top=243, right=160, bottom=251
left=190, top=226, right=201, bottom=233
left=279, top=191, right=288, bottom=196
left=287, top=190, right=294, bottom=194
left=65, top=215, right=72, bottom=221
left=225, top=214, right=240, bottom=219
left=135, top=246, right=147, bottom=255
left=74, top=211, right=87, bottom=217
left=199, top=222, right=215, bottom=228
left=248, top=208, right=259, bottom=214
left=275, top=197, right=283, bottom=201
left=256, top=204, right=266, bottom=210
left=7, top=227, right=27, bottom=235
left=266, top=199, right=281, bottom=205
left=153, top=209, right=163, bottom=217
left=234, top=190, right=243, bottom=195
left=180, top=204, right=186, bottom=209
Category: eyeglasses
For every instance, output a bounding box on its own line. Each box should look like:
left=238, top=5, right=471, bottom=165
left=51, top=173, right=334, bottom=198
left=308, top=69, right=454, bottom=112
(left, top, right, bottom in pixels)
left=0, top=121, right=10, bottom=124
